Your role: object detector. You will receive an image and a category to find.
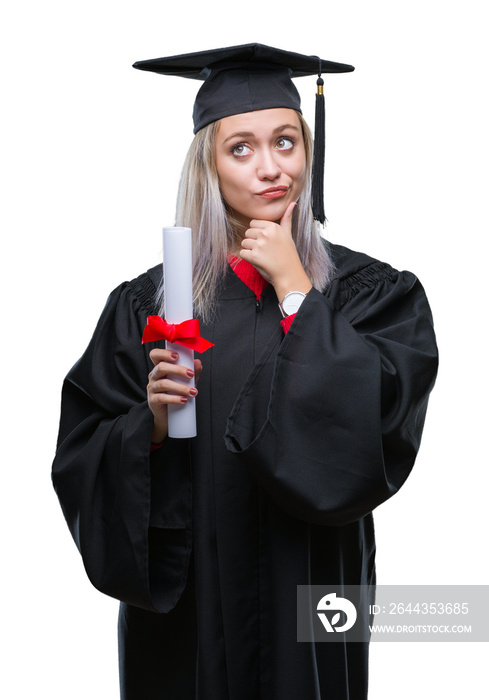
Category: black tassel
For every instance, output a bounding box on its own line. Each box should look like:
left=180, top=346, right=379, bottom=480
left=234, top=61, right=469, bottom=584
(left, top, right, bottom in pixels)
left=312, top=75, right=326, bottom=224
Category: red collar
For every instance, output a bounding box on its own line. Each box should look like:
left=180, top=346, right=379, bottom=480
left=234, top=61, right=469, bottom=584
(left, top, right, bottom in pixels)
left=228, top=255, right=269, bottom=301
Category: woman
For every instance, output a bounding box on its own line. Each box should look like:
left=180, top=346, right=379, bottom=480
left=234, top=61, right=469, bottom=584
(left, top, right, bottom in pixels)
left=52, top=44, right=438, bottom=700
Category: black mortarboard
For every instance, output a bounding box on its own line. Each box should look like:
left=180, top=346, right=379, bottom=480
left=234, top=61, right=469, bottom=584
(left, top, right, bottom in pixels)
left=133, top=43, right=354, bottom=223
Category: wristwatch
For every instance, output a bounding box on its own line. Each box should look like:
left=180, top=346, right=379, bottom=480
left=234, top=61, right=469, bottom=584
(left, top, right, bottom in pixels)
left=278, top=291, right=307, bottom=318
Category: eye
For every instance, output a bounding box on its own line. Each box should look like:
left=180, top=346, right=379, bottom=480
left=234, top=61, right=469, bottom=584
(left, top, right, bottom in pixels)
left=231, top=143, right=252, bottom=157
left=276, top=137, right=294, bottom=151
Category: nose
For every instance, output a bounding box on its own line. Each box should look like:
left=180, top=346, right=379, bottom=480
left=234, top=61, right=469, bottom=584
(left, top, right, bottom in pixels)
left=256, top=148, right=281, bottom=181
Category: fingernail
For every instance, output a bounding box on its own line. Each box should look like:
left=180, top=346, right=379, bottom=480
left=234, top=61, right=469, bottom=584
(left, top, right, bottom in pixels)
left=189, top=388, right=197, bottom=397
left=180, top=396, right=188, bottom=404
left=187, top=369, right=195, bottom=378
left=171, top=352, right=179, bottom=360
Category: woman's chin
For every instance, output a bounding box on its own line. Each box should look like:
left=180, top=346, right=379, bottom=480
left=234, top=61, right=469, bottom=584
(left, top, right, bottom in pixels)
left=248, top=200, right=291, bottom=225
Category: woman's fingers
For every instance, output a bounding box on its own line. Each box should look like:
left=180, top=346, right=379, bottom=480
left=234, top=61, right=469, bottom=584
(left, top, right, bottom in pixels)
left=147, top=349, right=202, bottom=443
left=194, top=359, right=203, bottom=383
left=150, top=362, right=195, bottom=382
left=150, top=376, right=198, bottom=400
left=149, top=351, right=202, bottom=384
left=149, top=347, right=179, bottom=366
left=279, top=201, right=297, bottom=236
left=149, top=348, right=193, bottom=380
left=147, top=348, right=200, bottom=407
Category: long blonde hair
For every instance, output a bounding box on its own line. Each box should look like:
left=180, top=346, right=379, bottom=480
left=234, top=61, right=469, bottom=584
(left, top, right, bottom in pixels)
left=157, top=112, right=334, bottom=322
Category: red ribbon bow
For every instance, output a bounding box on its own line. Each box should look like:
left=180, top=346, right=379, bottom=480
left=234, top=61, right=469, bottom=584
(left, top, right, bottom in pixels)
left=141, top=316, right=214, bottom=353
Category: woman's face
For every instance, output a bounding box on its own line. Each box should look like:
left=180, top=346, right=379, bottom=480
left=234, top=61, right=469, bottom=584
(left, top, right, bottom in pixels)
left=215, top=108, right=306, bottom=229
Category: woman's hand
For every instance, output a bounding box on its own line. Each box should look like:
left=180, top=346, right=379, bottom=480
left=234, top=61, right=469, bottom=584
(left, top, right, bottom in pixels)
left=147, top=348, right=203, bottom=443
left=239, top=201, right=312, bottom=302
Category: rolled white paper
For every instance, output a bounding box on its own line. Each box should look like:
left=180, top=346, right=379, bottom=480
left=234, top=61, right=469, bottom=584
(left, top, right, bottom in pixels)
left=163, top=226, right=196, bottom=438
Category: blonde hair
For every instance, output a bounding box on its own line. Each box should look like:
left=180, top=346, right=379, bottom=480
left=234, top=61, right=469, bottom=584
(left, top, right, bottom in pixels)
left=157, top=112, right=334, bottom=322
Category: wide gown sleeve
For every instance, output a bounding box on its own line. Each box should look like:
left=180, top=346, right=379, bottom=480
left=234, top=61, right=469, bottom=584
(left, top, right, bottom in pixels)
left=225, top=262, right=438, bottom=526
left=52, top=275, right=192, bottom=612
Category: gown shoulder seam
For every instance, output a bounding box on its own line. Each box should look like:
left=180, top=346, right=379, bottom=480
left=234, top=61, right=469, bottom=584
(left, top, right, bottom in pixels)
left=332, top=260, right=397, bottom=306
left=126, top=269, right=159, bottom=315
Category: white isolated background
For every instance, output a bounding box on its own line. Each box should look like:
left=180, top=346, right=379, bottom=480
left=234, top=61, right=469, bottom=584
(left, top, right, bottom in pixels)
left=1, top=1, right=487, bottom=698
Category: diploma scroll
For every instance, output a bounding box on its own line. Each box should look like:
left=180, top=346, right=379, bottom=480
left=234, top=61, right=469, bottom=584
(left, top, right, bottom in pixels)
left=163, top=226, right=196, bottom=438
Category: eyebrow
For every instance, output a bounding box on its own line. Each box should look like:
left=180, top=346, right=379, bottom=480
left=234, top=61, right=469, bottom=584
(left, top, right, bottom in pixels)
left=221, top=123, right=300, bottom=145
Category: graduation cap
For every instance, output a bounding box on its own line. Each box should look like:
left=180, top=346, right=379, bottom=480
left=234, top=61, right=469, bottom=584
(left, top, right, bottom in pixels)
left=133, top=43, right=354, bottom=224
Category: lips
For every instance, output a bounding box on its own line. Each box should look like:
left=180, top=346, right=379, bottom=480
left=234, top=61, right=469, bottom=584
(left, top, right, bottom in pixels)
left=256, top=186, right=289, bottom=199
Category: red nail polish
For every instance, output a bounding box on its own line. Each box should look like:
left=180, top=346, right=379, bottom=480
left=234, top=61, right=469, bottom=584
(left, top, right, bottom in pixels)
left=180, top=396, right=188, bottom=404
left=189, top=388, right=197, bottom=397
left=171, top=352, right=179, bottom=360
left=187, top=369, right=195, bottom=378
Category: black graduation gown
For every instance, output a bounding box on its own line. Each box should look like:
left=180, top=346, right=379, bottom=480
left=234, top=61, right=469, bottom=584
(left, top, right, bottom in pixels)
left=52, top=242, right=438, bottom=700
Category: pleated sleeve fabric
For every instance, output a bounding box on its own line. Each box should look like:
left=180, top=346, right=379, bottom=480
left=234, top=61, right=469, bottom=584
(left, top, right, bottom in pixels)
left=225, top=249, right=438, bottom=526
left=52, top=273, right=192, bottom=612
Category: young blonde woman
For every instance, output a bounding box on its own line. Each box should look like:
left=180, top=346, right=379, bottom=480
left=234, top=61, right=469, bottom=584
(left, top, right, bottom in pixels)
left=52, top=44, right=438, bottom=700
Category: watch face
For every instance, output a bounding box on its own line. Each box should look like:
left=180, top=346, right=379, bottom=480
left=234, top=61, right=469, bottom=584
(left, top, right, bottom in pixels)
left=283, top=291, right=306, bottom=315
